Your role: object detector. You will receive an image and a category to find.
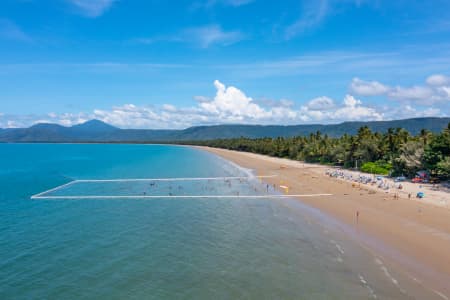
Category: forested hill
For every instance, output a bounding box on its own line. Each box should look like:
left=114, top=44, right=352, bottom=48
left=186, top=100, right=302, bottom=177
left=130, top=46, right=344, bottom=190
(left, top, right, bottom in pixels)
left=0, top=117, right=449, bottom=142
left=177, top=118, right=450, bottom=140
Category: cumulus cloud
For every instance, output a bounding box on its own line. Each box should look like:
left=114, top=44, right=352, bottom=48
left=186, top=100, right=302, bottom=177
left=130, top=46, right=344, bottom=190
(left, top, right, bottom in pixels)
left=93, top=104, right=168, bottom=128
left=388, top=86, right=434, bottom=102
left=335, top=95, right=383, bottom=121
left=1, top=79, right=445, bottom=129
left=305, top=96, right=335, bottom=111
left=254, top=98, right=294, bottom=109
left=350, top=78, right=390, bottom=96
left=89, top=85, right=382, bottom=127
left=300, top=94, right=383, bottom=122
left=199, top=80, right=269, bottom=120
left=0, top=112, right=89, bottom=128
left=426, top=74, right=450, bottom=86
left=381, top=105, right=442, bottom=120
left=350, top=74, right=450, bottom=104
left=68, top=0, right=115, bottom=17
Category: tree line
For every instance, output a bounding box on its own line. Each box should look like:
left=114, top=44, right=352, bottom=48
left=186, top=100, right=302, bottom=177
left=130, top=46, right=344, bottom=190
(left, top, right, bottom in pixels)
left=181, top=123, right=450, bottom=180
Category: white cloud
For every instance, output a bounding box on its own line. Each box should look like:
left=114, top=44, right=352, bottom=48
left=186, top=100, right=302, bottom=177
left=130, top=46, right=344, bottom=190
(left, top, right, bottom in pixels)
left=93, top=104, right=167, bottom=128
left=438, top=86, right=450, bottom=99
left=335, top=95, right=383, bottom=121
left=68, top=0, right=115, bottom=17
left=382, top=105, right=443, bottom=120
left=343, top=94, right=360, bottom=107
left=193, top=95, right=211, bottom=103
left=162, top=104, right=177, bottom=112
left=0, top=19, right=32, bottom=42
left=0, top=79, right=445, bottom=129
left=284, top=0, right=369, bottom=39
left=0, top=112, right=89, bottom=128
left=350, top=74, right=450, bottom=104
left=199, top=80, right=269, bottom=120
left=255, top=98, right=295, bottom=109
left=207, top=0, right=253, bottom=6
left=183, top=25, right=244, bottom=48
left=305, top=96, right=335, bottom=111
left=192, top=0, right=254, bottom=9
left=388, top=86, right=434, bottom=102
left=7, top=120, right=22, bottom=128
left=134, top=24, right=244, bottom=48
left=300, top=94, right=383, bottom=122
left=426, top=74, right=450, bottom=86
left=350, top=77, right=390, bottom=96
left=285, top=0, right=329, bottom=39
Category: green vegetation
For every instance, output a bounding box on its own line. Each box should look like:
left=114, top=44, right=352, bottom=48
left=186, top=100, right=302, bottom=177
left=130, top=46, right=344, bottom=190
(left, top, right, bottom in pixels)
left=183, top=123, right=450, bottom=180
left=360, top=161, right=392, bottom=175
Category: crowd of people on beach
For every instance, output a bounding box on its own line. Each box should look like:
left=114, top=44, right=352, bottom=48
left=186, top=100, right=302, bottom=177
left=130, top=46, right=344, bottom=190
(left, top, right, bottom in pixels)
left=324, top=168, right=450, bottom=205
left=325, top=169, right=404, bottom=193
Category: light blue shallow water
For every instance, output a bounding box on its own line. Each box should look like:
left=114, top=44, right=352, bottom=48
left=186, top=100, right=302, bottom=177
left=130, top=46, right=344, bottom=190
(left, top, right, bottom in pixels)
left=0, top=144, right=436, bottom=299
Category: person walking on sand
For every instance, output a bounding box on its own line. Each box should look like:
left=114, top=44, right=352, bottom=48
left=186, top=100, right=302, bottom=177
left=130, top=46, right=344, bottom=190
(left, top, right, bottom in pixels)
left=356, top=210, right=360, bottom=224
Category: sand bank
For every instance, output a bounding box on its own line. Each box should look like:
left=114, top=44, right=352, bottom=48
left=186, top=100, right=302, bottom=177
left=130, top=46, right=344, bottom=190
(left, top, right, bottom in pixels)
left=198, top=146, right=450, bottom=298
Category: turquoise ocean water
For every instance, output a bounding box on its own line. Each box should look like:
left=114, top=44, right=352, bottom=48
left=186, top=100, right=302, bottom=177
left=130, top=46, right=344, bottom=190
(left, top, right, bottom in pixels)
left=0, top=144, right=438, bottom=299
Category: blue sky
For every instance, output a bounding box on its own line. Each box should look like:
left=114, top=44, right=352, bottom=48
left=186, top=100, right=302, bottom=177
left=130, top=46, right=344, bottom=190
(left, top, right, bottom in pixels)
left=1, top=0, right=449, bottom=128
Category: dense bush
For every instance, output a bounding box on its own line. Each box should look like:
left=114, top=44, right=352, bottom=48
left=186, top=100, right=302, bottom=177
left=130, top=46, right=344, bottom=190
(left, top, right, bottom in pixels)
left=360, top=161, right=392, bottom=175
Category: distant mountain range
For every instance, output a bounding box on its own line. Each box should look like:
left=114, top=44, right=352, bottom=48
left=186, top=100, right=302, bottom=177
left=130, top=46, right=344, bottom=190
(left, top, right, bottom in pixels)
left=0, top=117, right=449, bottom=142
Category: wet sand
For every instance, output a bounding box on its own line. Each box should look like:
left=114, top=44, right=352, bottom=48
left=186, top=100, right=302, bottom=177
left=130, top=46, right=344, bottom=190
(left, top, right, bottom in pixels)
left=198, top=146, right=450, bottom=299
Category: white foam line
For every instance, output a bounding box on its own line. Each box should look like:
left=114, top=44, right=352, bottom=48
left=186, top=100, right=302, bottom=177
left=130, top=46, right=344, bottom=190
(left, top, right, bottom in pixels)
left=375, top=258, right=400, bottom=287
left=30, top=181, right=77, bottom=199
left=335, top=244, right=345, bottom=255
left=32, top=194, right=333, bottom=200
left=434, top=290, right=449, bottom=300
left=358, top=274, right=378, bottom=299
left=74, top=175, right=278, bottom=183
left=380, top=265, right=399, bottom=286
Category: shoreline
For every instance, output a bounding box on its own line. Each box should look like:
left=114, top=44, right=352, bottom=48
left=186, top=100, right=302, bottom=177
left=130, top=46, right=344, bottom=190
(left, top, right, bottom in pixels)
left=197, top=146, right=450, bottom=298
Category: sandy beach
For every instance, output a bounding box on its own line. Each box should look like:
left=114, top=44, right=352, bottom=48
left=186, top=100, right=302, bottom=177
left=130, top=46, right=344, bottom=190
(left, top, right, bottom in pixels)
left=199, top=146, right=450, bottom=298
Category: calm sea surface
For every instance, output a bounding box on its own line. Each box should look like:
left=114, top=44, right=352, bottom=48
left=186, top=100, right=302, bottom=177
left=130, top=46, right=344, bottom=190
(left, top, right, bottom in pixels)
left=0, top=144, right=435, bottom=299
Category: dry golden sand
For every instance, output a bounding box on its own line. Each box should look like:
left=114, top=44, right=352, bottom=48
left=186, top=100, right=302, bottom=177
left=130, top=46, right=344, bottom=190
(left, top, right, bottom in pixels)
left=198, top=146, right=450, bottom=298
